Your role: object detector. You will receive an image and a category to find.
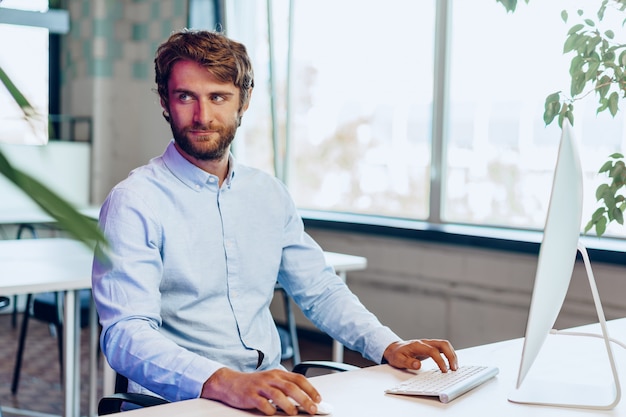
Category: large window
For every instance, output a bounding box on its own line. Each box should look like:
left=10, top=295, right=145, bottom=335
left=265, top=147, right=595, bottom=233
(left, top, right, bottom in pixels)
left=446, top=1, right=626, bottom=233
left=218, top=0, right=626, bottom=236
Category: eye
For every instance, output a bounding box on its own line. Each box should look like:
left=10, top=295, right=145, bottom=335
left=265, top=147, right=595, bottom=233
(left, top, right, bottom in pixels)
left=211, top=94, right=225, bottom=103
left=178, top=92, right=193, bottom=102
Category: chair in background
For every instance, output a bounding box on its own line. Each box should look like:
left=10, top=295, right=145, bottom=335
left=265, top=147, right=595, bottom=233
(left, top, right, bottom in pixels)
left=11, top=289, right=93, bottom=394
left=11, top=224, right=38, bottom=328
left=98, top=361, right=358, bottom=415
left=274, top=282, right=301, bottom=364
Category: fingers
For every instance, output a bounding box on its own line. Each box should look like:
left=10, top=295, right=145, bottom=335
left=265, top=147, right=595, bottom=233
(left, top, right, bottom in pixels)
left=420, top=339, right=458, bottom=372
left=434, top=339, right=458, bottom=371
left=263, top=375, right=320, bottom=416
left=383, top=339, right=458, bottom=372
left=202, top=368, right=321, bottom=416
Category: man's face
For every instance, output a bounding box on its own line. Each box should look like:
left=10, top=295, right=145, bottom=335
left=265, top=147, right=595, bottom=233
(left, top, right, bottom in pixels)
left=163, top=59, right=247, bottom=161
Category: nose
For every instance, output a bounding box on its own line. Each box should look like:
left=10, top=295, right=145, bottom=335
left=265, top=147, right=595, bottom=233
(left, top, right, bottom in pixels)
left=194, top=98, right=213, bottom=126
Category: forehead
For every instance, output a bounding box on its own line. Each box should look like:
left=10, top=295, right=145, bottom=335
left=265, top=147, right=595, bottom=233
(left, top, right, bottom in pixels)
left=168, top=59, right=238, bottom=93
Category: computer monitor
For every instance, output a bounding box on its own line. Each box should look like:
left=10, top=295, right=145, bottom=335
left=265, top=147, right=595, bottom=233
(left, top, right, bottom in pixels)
left=508, top=121, right=621, bottom=409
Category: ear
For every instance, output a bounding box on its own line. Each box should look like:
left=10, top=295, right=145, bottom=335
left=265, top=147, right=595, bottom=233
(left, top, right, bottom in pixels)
left=241, top=88, right=252, bottom=113
left=160, top=97, right=171, bottom=121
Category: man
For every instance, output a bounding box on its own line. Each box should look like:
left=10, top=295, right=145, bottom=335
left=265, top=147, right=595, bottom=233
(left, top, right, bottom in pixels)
left=92, top=29, right=458, bottom=416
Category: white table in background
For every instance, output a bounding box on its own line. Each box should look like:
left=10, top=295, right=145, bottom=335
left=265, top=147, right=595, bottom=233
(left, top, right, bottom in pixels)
left=117, top=318, right=626, bottom=416
left=0, top=238, right=97, bottom=417
left=0, top=205, right=101, bottom=226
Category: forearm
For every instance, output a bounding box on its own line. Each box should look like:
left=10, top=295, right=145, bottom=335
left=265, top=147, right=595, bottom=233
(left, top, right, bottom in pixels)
left=299, top=278, right=401, bottom=363
left=102, top=318, right=221, bottom=401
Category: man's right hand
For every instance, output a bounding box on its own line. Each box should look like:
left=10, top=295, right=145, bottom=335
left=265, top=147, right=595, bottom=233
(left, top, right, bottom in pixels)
left=201, top=367, right=322, bottom=415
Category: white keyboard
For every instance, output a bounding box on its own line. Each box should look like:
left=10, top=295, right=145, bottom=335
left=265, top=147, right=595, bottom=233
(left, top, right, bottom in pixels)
left=385, top=365, right=499, bottom=403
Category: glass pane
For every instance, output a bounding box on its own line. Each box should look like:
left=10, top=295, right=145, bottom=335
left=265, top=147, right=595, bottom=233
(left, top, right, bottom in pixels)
left=224, top=1, right=277, bottom=176
left=228, top=0, right=435, bottom=219
left=0, top=0, right=49, bottom=145
left=446, top=0, right=626, bottom=236
left=287, top=0, right=434, bottom=218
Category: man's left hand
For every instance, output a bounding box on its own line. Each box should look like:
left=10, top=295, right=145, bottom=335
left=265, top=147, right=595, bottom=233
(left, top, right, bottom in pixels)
left=383, top=339, right=458, bottom=373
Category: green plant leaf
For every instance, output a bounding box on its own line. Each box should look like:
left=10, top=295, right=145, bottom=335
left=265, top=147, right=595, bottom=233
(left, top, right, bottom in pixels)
left=596, top=216, right=608, bottom=236
left=543, top=92, right=561, bottom=125
left=613, top=206, right=624, bottom=224
left=567, top=23, right=585, bottom=35
left=564, top=33, right=580, bottom=54
left=571, top=70, right=587, bottom=96
left=608, top=91, right=619, bottom=116
left=597, top=75, right=612, bottom=98
left=591, top=207, right=607, bottom=220
left=586, top=59, right=601, bottom=81
left=495, top=0, right=522, bottom=13
left=0, top=66, right=35, bottom=117
left=0, top=151, right=106, bottom=248
left=596, top=182, right=610, bottom=199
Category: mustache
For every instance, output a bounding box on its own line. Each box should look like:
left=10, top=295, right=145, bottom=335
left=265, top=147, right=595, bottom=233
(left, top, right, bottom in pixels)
left=186, top=123, right=214, bottom=132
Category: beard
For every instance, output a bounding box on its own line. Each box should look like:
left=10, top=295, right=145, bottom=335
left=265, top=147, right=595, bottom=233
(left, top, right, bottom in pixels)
left=170, top=116, right=238, bottom=161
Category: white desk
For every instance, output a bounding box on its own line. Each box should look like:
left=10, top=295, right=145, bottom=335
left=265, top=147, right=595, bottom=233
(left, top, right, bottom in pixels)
left=0, top=238, right=97, bottom=417
left=117, top=318, right=626, bottom=416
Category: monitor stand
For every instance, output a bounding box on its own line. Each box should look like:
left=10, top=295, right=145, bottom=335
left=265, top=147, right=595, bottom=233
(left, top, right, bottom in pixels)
left=508, top=241, right=622, bottom=410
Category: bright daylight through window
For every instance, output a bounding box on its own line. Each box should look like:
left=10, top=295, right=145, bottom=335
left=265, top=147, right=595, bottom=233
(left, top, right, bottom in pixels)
left=221, top=0, right=626, bottom=239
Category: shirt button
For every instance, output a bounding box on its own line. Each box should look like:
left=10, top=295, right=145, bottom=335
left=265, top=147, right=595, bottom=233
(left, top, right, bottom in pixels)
left=208, top=177, right=216, bottom=183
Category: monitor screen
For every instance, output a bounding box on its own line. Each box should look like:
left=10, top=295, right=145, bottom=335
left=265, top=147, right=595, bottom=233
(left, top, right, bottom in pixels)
left=515, top=120, right=583, bottom=388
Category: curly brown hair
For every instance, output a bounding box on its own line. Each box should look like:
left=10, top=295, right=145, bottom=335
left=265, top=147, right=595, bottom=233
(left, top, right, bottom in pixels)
left=154, top=29, right=254, bottom=120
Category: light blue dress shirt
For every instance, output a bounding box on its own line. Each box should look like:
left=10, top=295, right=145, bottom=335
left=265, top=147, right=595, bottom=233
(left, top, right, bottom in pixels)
left=92, top=140, right=400, bottom=402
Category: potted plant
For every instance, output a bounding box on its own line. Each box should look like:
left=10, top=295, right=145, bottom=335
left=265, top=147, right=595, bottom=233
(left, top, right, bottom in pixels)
left=497, top=0, right=626, bottom=237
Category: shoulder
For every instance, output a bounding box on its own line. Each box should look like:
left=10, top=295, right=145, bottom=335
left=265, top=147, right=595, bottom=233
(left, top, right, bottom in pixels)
left=234, top=164, right=289, bottom=191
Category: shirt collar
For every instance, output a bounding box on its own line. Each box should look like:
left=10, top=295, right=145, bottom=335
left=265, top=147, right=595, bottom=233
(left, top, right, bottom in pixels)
left=162, top=140, right=237, bottom=191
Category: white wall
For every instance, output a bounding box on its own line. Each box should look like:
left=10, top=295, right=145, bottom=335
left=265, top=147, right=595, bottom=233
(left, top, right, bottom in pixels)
left=61, top=0, right=187, bottom=204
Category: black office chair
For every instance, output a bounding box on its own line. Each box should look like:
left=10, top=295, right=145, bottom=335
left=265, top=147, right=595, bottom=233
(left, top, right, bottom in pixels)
left=11, top=289, right=93, bottom=394
left=11, top=224, right=38, bottom=328
left=274, top=282, right=301, bottom=364
left=97, top=361, right=359, bottom=415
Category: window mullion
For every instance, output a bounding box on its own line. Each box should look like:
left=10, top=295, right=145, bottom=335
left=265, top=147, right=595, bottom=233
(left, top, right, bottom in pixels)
left=429, top=0, right=451, bottom=224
